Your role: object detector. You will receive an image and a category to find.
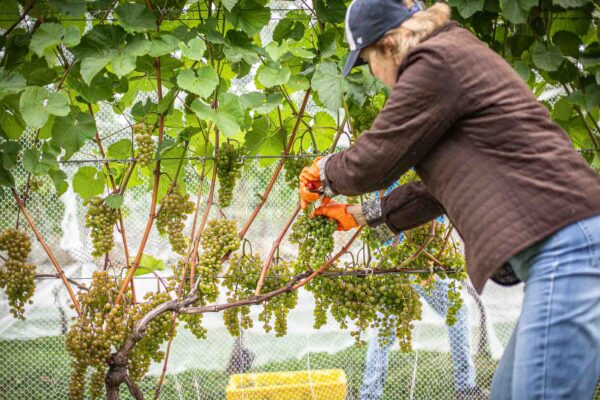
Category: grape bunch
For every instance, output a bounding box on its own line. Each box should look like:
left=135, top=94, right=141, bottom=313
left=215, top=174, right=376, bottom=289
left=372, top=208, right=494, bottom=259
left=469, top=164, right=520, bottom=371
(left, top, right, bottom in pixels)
left=307, top=267, right=422, bottom=348
left=216, top=142, right=244, bottom=208
left=66, top=271, right=173, bottom=400
left=177, top=218, right=239, bottom=339
left=156, top=186, right=195, bottom=255
left=134, top=124, right=155, bottom=167
left=283, top=154, right=311, bottom=191
left=223, top=254, right=298, bottom=337
left=84, top=197, right=119, bottom=257
left=0, top=229, right=36, bottom=319
left=350, top=100, right=380, bottom=138
left=289, top=215, right=337, bottom=270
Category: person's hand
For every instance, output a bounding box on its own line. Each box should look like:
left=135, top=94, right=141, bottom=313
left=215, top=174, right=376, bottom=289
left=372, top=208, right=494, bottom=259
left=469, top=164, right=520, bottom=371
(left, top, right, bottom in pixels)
left=299, top=157, right=330, bottom=209
left=310, top=202, right=359, bottom=231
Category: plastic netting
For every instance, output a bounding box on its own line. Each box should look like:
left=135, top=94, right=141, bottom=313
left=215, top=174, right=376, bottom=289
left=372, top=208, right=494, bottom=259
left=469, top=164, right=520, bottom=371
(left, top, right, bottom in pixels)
left=1, top=1, right=599, bottom=399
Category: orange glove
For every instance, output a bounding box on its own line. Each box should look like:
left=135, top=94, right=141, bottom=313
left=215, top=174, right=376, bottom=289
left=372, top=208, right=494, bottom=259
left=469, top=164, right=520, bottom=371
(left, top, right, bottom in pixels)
left=310, top=202, right=358, bottom=231
left=299, top=157, right=330, bottom=209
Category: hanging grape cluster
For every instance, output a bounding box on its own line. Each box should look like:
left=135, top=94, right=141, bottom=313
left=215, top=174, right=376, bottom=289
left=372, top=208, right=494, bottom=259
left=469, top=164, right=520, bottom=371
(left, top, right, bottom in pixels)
left=223, top=254, right=298, bottom=337
left=134, top=124, right=155, bottom=167
left=283, top=154, right=311, bottom=191
left=84, top=197, right=119, bottom=257
left=216, top=142, right=244, bottom=208
left=289, top=214, right=337, bottom=270
left=307, top=267, right=422, bottom=348
left=0, top=229, right=36, bottom=319
left=28, top=177, right=44, bottom=192
left=156, top=186, right=195, bottom=255
left=66, top=271, right=173, bottom=400
left=177, top=219, right=239, bottom=338
left=350, top=100, right=380, bottom=139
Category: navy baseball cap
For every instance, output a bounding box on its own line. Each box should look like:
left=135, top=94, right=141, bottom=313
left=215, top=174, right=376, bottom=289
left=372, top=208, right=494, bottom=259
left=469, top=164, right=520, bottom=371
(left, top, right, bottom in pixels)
left=343, top=0, right=425, bottom=76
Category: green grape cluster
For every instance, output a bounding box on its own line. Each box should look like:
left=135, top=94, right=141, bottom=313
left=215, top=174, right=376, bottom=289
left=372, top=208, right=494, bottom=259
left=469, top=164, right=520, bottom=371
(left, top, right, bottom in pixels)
left=216, top=142, right=244, bottom=208
left=223, top=254, right=298, bottom=337
left=351, top=100, right=380, bottom=138
left=289, top=215, right=337, bottom=270
left=134, top=124, right=155, bottom=167
left=156, top=186, right=195, bottom=255
left=307, top=267, right=422, bottom=348
left=0, top=229, right=36, bottom=319
left=283, top=155, right=311, bottom=191
left=178, top=219, right=239, bottom=339
left=66, top=271, right=173, bottom=400
left=84, top=197, right=119, bottom=257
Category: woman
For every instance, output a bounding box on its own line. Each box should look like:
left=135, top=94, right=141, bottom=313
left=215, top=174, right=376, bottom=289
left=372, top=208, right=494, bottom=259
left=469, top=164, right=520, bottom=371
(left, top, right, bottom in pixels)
left=299, top=0, right=600, bottom=399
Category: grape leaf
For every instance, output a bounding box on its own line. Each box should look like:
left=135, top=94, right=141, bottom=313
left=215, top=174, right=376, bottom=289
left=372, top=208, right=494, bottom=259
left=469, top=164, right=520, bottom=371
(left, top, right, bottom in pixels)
left=552, top=0, right=592, bottom=7
left=532, top=42, right=563, bottom=72
left=448, top=0, right=484, bottom=18
left=19, top=87, right=69, bottom=129
left=22, top=148, right=59, bottom=174
left=552, top=31, right=582, bottom=57
left=311, top=112, right=336, bottom=151
left=513, top=60, right=531, bottom=81
left=0, top=166, right=14, bottom=187
left=179, top=37, right=207, bottom=61
left=112, top=35, right=151, bottom=77
left=134, top=254, right=165, bottom=276
left=29, top=22, right=65, bottom=56
left=148, top=34, right=179, bottom=57
left=0, top=0, right=19, bottom=29
left=105, top=194, right=124, bottom=208
left=244, top=115, right=283, bottom=166
left=177, top=66, right=219, bottom=98
left=48, top=169, right=68, bottom=195
left=115, top=2, right=156, bottom=33
left=500, top=0, right=537, bottom=24
left=0, top=95, right=26, bottom=139
left=0, top=141, right=20, bottom=170
left=257, top=62, right=291, bottom=88
left=311, top=61, right=344, bottom=111
left=72, top=166, right=105, bottom=200
left=49, top=0, right=86, bottom=17
left=80, top=52, right=116, bottom=84
left=51, top=110, right=97, bottom=160
left=314, top=0, right=346, bottom=24
left=225, top=0, right=271, bottom=37
left=107, top=139, right=133, bottom=160
left=0, top=68, right=25, bottom=100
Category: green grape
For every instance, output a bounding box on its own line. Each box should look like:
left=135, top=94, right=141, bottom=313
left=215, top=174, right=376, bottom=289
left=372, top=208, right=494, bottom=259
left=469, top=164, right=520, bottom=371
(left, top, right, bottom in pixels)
left=223, top=254, right=297, bottom=337
left=175, top=219, right=239, bottom=339
left=289, top=215, right=337, bottom=271
left=350, top=100, right=380, bottom=138
left=66, top=271, right=174, bottom=400
left=0, top=229, right=35, bottom=319
left=134, top=124, right=155, bottom=167
left=216, top=142, right=244, bottom=208
left=84, top=197, right=119, bottom=257
left=283, top=155, right=311, bottom=191
left=156, top=186, right=195, bottom=255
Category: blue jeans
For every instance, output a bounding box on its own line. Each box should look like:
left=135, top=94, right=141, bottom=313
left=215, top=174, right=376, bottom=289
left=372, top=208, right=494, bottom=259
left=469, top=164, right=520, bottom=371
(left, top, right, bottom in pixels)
left=361, top=278, right=476, bottom=399
left=491, top=214, right=600, bottom=400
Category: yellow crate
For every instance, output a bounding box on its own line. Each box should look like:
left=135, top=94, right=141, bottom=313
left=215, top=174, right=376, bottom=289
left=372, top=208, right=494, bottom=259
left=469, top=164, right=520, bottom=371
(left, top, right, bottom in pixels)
left=226, top=369, right=347, bottom=400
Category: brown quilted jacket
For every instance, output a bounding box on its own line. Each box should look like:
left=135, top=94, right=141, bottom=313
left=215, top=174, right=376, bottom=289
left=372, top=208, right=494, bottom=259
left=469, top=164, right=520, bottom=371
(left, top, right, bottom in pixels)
left=323, top=22, right=600, bottom=293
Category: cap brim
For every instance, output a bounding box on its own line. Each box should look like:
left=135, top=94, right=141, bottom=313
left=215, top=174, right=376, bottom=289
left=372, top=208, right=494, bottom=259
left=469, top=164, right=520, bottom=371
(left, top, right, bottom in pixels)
left=342, top=50, right=366, bottom=77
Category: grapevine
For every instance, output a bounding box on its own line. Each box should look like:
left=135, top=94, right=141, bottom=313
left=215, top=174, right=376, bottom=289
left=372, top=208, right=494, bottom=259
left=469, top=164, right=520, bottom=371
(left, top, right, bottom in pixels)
left=134, top=124, right=155, bottom=167
left=223, top=254, right=298, bottom=337
left=156, top=186, right=195, bottom=255
left=283, top=154, right=311, bottom=191
left=84, top=197, right=119, bottom=257
left=177, top=219, right=239, bottom=338
left=350, top=99, right=380, bottom=138
left=66, top=271, right=173, bottom=400
left=0, top=229, right=36, bottom=319
left=289, top=214, right=337, bottom=270
left=216, top=142, right=244, bottom=208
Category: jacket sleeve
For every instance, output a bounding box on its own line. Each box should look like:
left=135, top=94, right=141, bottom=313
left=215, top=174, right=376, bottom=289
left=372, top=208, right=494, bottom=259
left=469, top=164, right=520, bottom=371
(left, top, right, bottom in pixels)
left=361, top=181, right=444, bottom=241
left=323, top=48, right=464, bottom=196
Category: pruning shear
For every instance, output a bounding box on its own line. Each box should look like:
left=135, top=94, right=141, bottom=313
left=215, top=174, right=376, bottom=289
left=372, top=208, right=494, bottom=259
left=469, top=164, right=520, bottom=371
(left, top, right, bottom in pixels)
left=307, top=181, right=329, bottom=206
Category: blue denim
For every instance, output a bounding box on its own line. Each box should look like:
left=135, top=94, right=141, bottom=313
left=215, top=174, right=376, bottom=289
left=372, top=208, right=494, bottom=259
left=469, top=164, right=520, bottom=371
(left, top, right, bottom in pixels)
left=491, top=214, right=600, bottom=400
left=360, top=278, right=476, bottom=399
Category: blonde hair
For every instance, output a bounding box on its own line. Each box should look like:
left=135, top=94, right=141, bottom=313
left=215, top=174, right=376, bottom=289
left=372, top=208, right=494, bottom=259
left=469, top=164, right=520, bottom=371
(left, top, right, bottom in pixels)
left=367, top=1, right=451, bottom=64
